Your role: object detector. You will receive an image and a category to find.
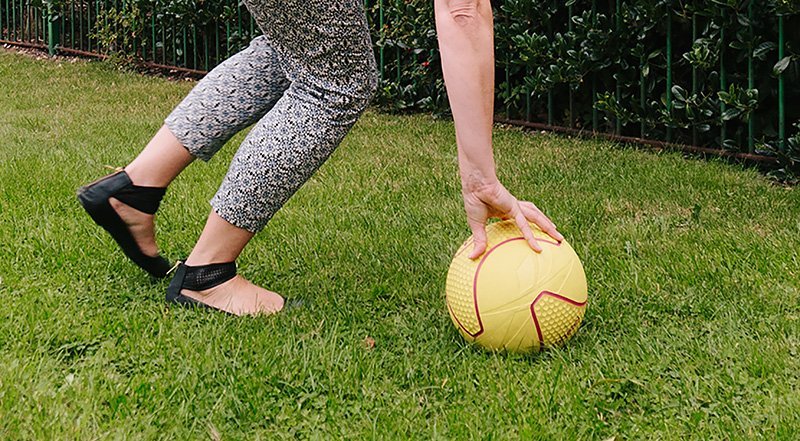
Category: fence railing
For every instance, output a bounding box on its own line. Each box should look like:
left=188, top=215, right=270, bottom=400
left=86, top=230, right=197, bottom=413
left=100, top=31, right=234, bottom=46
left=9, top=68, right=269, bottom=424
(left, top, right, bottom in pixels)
left=0, top=1, right=797, bottom=165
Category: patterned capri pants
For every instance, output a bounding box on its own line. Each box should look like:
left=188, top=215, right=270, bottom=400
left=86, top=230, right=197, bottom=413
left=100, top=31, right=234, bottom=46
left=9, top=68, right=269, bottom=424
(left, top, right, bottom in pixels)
left=164, top=0, right=378, bottom=232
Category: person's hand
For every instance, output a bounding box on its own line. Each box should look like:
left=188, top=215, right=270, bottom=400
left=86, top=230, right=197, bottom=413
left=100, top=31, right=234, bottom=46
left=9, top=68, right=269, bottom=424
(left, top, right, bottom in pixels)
left=462, top=180, right=564, bottom=259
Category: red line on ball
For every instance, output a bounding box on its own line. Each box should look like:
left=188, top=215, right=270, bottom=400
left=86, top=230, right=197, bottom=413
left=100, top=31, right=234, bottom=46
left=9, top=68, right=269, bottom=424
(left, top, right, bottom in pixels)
left=454, top=235, right=563, bottom=338
left=529, top=290, right=587, bottom=345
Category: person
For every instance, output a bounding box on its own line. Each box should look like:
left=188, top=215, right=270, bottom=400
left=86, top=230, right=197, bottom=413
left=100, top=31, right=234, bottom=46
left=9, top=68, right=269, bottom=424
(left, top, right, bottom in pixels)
left=77, top=0, right=563, bottom=316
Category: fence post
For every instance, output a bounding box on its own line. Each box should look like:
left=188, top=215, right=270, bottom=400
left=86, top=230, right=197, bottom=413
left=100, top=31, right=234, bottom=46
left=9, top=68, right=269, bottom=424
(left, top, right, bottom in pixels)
left=778, top=15, right=785, bottom=151
left=747, top=1, right=754, bottom=153
left=614, top=0, right=622, bottom=135
left=719, top=10, right=727, bottom=146
left=665, top=4, right=673, bottom=143
left=47, top=2, right=60, bottom=56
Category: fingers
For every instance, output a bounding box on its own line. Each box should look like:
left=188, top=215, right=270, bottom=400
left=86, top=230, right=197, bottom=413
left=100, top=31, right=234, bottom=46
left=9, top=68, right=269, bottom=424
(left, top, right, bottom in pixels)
left=520, top=201, right=564, bottom=242
left=512, top=206, right=543, bottom=253
left=467, top=220, right=488, bottom=260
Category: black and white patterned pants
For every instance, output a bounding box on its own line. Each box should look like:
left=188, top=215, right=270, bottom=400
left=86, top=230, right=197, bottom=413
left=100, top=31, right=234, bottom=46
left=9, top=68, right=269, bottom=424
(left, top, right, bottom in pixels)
left=164, top=0, right=377, bottom=232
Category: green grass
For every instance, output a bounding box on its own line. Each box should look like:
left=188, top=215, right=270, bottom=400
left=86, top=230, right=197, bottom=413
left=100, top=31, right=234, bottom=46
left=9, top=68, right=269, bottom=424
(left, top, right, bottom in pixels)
left=1, top=48, right=799, bottom=439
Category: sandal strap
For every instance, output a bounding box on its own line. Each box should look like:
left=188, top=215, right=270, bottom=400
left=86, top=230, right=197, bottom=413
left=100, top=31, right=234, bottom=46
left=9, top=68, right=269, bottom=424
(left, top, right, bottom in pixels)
left=181, top=262, right=237, bottom=291
left=113, top=184, right=166, bottom=215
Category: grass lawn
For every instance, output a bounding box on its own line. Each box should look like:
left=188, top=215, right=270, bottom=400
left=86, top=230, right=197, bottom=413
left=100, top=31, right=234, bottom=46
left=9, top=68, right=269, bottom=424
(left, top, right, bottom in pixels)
left=0, top=48, right=799, bottom=439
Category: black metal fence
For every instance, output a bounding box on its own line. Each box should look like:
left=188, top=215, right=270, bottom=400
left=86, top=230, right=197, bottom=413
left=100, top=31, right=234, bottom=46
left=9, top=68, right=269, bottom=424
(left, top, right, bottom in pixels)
left=1, top=0, right=797, bottom=166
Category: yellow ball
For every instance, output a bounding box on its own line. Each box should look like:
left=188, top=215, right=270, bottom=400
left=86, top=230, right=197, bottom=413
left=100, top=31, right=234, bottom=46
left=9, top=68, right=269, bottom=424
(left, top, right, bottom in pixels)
left=445, top=220, right=588, bottom=353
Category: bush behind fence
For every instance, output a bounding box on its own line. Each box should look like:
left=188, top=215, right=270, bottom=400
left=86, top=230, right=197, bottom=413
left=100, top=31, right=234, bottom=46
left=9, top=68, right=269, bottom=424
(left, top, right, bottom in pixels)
left=1, top=0, right=798, bottom=177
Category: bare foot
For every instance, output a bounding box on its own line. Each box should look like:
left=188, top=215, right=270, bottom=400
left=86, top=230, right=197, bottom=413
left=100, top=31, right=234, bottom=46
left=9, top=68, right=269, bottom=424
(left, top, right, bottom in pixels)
left=179, top=275, right=285, bottom=316
left=109, top=197, right=159, bottom=257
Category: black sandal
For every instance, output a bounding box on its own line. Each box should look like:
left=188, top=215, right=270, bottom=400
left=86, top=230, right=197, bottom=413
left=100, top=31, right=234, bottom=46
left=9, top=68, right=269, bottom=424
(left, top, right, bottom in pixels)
left=77, top=168, right=172, bottom=278
left=166, top=261, right=301, bottom=314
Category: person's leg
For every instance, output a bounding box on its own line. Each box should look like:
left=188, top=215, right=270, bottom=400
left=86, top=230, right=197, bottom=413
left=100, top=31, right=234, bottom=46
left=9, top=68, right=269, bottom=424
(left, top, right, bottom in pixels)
left=106, top=125, right=193, bottom=258
left=101, top=36, right=290, bottom=263
left=172, top=0, right=378, bottom=314
left=177, top=211, right=285, bottom=315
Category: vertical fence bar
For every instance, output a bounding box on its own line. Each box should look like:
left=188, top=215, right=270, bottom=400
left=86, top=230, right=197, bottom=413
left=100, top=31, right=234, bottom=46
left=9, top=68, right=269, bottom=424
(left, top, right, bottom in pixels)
left=378, top=0, right=384, bottom=81
left=183, top=27, right=187, bottom=68
left=133, top=3, right=138, bottom=58
left=204, top=23, right=210, bottom=71
left=396, top=49, right=400, bottom=84
left=747, top=1, right=754, bottom=152
left=87, top=0, right=91, bottom=52
left=72, top=1, right=84, bottom=50
left=95, top=0, right=101, bottom=53
left=615, top=0, right=622, bottom=135
left=525, top=70, right=531, bottom=121
left=396, top=2, right=401, bottom=90
left=47, top=2, right=57, bottom=55
left=192, top=25, right=197, bottom=70
left=174, top=18, right=179, bottom=65
left=591, top=0, right=598, bottom=131
left=237, top=0, right=242, bottom=47
left=162, top=18, right=167, bottom=64
left=151, top=11, right=156, bottom=64
left=640, top=50, right=645, bottom=137
left=214, top=19, right=219, bottom=66
left=719, top=10, right=727, bottom=146
left=567, top=3, right=573, bottom=128
left=70, top=0, right=74, bottom=49
left=778, top=15, right=785, bottom=151
left=666, top=4, right=673, bottom=143
left=225, top=22, right=230, bottom=58
left=691, top=9, right=698, bottom=145
left=505, top=53, right=511, bottom=118
left=547, top=0, right=555, bottom=126
left=78, top=0, right=84, bottom=51
left=113, top=0, right=118, bottom=45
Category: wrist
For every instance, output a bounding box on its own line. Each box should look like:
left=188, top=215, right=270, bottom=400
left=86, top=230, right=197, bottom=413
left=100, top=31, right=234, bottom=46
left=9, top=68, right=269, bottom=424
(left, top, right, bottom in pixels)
left=460, top=170, right=499, bottom=194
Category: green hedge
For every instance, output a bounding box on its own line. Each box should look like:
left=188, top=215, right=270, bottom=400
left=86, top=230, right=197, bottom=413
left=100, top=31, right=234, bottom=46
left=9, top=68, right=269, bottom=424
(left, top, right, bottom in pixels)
left=20, top=0, right=800, bottom=177
left=375, top=0, right=799, bottom=176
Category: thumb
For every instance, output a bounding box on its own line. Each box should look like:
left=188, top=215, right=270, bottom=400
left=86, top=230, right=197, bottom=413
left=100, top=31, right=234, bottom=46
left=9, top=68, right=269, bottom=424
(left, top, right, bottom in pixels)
left=468, top=220, right=488, bottom=260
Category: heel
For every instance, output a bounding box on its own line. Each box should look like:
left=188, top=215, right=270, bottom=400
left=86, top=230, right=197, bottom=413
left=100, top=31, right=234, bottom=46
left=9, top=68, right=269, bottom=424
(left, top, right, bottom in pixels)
left=166, top=261, right=299, bottom=315
left=77, top=170, right=171, bottom=278
left=166, top=261, right=237, bottom=313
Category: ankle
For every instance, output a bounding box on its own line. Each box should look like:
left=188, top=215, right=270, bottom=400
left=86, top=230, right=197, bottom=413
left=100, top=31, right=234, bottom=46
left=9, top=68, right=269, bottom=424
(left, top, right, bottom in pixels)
left=124, top=163, right=171, bottom=188
left=184, top=253, right=236, bottom=267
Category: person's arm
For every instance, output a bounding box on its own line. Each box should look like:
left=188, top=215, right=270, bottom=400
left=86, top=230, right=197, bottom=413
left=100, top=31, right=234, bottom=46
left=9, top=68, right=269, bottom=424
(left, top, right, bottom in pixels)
left=435, top=0, right=562, bottom=258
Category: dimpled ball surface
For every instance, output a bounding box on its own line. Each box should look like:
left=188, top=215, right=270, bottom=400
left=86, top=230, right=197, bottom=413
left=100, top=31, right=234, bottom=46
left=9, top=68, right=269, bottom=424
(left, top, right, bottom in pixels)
left=445, top=220, right=588, bottom=353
